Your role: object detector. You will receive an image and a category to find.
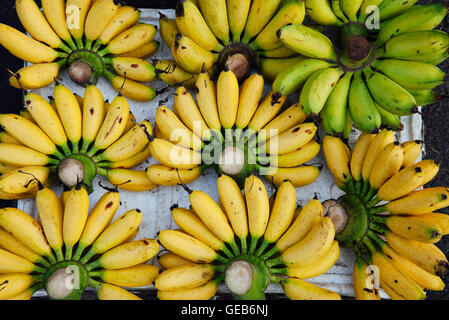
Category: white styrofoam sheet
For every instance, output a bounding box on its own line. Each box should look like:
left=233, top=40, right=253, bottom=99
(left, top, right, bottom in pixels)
left=17, top=9, right=425, bottom=299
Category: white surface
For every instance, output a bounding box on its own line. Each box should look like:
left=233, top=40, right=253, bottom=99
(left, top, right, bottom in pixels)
left=19, top=9, right=425, bottom=299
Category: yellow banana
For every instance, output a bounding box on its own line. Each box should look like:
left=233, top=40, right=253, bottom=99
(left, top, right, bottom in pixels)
left=158, top=252, right=195, bottom=269
left=63, top=186, right=89, bottom=259
left=41, top=0, right=74, bottom=46
left=281, top=277, right=341, bottom=300
left=103, top=169, right=158, bottom=192
left=361, top=129, right=395, bottom=183
left=88, top=239, right=159, bottom=270
left=198, top=0, right=230, bottom=44
left=157, top=280, right=218, bottom=300
left=241, top=0, right=282, bottom=44
left=271, top=140, right=320, bottom=168
left=84, top=0, right=120, bottom=44
left=195, top=68, right=222, bottom=131
left=90, top=264, right=159, bottom=288
left=35, top=187, right=64, bottom=261
left=377, top=165, right=425, bottom=201
left=323, top=135, right=352, bottom=183
left=385, top=187, right=449, bottom=215
left=0, top=274, right=37, bottom=300
left=227, top=0, right=251, bottom=42
left=401, top=140, right=422, bottom=168
left=95, top=282, right=142, bottom=300
left=247, top=92, right=287, bottom=133
left=235, top=73, right=265, bottom=130
left=146, top=164, right=203, bottom=186
left=263, top=166, right=321, bottom=187
left=97, top=6, right=141, bottom=46
left=217, top=69, right=240, bottom=129
left=175, top=0, right=223, bottom=52
left=266, top=122, right=317, bottom=155
left=66, top=0, right=91, bottom=46
left=0, top=166, right=50, bottom=194
left=9, top=62, right=62, bottom=90
left=369, top=142, right=404, bottom=189
left=154, top=264, right=216, bottom=291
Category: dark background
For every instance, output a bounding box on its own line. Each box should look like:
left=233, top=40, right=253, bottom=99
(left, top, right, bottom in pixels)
left=0, top=0, right=448, bottom=300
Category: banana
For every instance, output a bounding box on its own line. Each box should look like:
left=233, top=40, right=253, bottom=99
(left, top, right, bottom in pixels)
left=9, top=62, right=63, bottom=90
left=195, top=67, right=222, bottom=131
left=323, top=135, right=352, bottom=183
left=0, top=207, right=54, bottom=261
left=241, top=0, right=282, bottom=44
left=348, top=71, right=382, bottom=134
left=118, top=40, right=159, bottom=59
left=54, top=84, right=83, bottom=153
left=250, top=0, right=306, bottom=51
left=198, top=0, right=229, bottom=45
left=300, top=67, right=344, bottom=118
left=386, top=231, right=449, bottom=276
left=369, top=141, right=404, bottom=190
left=72, top=191, right=120, bottom=260
left=175, top=0, right=223, bottom=52
left=35, top=187, right=64, bottom=261
left=378, top=0, right=418, bottom=20
left=273, top=58, right=334, bottom=97
left=216, top=69, right=239, bottom=130
left=173, top=86, right=210, bottom=141
left=84, top=0, right=120, bottom=45
left=263, top=166, right=321, bottom=187
left=217, top=174, right=248, bottom=245
left=24, top=93, right=70, bottom=154
left=266, top=122, right=317, bottom=155
left=148, top=138, right=201, bottom=170
left=80, top=85, right=105, bottom=153
left=90, top=264, right=159, bottom=287
left=96, top=6, right=141, bottom=46
left=0, top=144, right=51, bottom=167
left=248, top=91, right=287, bottom=133
left=0, top=248, right=43, bottom=274
left=157, top=280, right=219, bottom=300
left=384, top=215, right=442, bottom=243
left=340, top=0, right=364, bottom=22
left=88, top=238, right=159, bottom=270
left=227, top=0, right=251, bottom=42
left=371, top=250, right=426, bottom=300
left=154, top=59, right=197, bottom=90
left=80, top=209, right=143, bottom=264
left=41, top=0, right=74, bottom=47
left=99, top=23, right=158, bottom=56
left=155, top=264, right=216, bottom=291
left=63, top=186, right=89, bottom=259
left=278, top=24, right=338, bottom=61
left=88, top=95, right=130, bottom=155
left=361, top=129, right=395, bottom=183
left=384, top=187, right=449, bottom=215
left=0, top=23, right=59, bottom=64
left=94, top=282, right=141, bottom=300
left=377, top=165, right=424, bottom=201
left=158, top=252, right=195, bottom=269
left=235, top=73, right=265, bottom=129
left=352, top=255, right=380, bottom=300
left=66, top=0, right=91, bottom=47
left=158, top=230, right=223, bottom=264
left=258, top=56, right=307, bottom=83
left=15, top=0, right=66, bottom=50
left=244, top=175, right=270, bottom=254
left=281, top=277, right=341, bottom=300
left=102, top=169, right=158, bottom=192
left=376, top=3, right=448, bottom=47
left=0, top=114, right=60, bottom=157
left=0, top=274, right=38, bottom=300
left=320, top=72, right=353, bottom=137
left=272, top=240, right=340, bottom=279
left=94, top=121, right=152, bottom=163
left=146, top=164, right=203, bottom=186
left=104, top=70, right=156, bottom=102
left=305, top=0, right=343, bottom=26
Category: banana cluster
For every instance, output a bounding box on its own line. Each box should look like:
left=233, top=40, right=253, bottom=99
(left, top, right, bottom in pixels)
left=0, top=187, right=160, bottom=300
left=155, top=174, right=341, bottom=300
left=323, top=130, right=449, bottom=300
left=156, top=0, right=306, bottom=86
left=272, top=2, right=448, bottom=136
left=146, top=68, right=321, bottom=189
left=0, top=83, right=156, bottom=199
left=1, top=0, right=160, bottom=101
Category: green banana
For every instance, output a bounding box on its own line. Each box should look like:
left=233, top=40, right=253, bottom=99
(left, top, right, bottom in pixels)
left=348, top=71, right=381, bottom=134
left=277, top=24, right=338, bottom=61
left=320, top=72, right=353, bottom=137
left=375, top=102, right=403, bottom=131
left=272, top=58, right=335, bottom=96
left=363, top=67, right=418, bottom=116
left=300, top=67, right=344, bottom=118
left=371, top=59, right=446, bottom=90
left=378, top=0, right=418, bottom=21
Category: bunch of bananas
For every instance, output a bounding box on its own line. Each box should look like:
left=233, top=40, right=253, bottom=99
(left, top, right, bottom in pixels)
left=322, top=130, right=449, bottom=300
left=145, top=68, right=321, bottom=189
left=156, top=0, right=307, bottom=86
left=155, top=174, right=341, bottom=300
left=272, top=2, right=448, bottom=136
left=0, top=0, right=160, bottom=101
left=0, top=186, right=160, bottom=300
left=0, top=83, right=157, bottom=199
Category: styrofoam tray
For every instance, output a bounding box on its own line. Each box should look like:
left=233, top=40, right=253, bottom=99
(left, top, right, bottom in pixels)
left=17, top=9, right=425, bottom=299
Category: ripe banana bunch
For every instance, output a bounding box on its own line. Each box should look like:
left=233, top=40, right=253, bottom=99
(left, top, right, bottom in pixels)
left=157, top=0, right=306, bottom=84
left=0, top=84, right=157, bottom=199
left=155, top=175, right=341, bottom=300
left=1, top=0, right=160, bottom=101
left=146, top=69, right=321, bottom=189
left=322, top=131, right=449, bottom=300
left=272, top=2, right=448, bottom=136
left=0, top=187, right=160, bottom=300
